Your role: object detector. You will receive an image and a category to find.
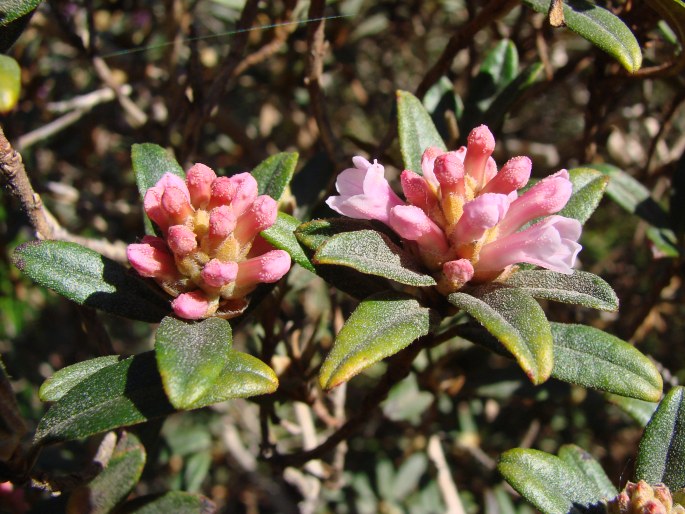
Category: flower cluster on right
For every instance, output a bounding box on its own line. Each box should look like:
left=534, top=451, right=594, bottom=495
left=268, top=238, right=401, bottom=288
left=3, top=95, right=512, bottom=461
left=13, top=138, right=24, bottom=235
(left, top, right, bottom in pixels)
left=326, top=125, right=582, bottom=293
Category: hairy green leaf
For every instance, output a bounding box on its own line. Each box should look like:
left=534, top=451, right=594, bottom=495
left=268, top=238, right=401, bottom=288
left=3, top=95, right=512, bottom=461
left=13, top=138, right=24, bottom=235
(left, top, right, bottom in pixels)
left=314, top=230, right=436, bottom=287
left=449, top=286, right=553, bottom=384
left=252, top=152, right=298, bottom=201
left=558, top=444, right=617, bottom=500
left=12, top=241, right=169, bottom=322
left=551, top=323, right=662, bottom=401
left=559, top=168, right=608, bottom=225
left=39, top=356, right=121, bottom=402
left=118, top=492, right=216, bottom=514
left=261, top=212, right=314, bottom=272
left=636, top=386, right=685, bottom=489
left=523, top=0, right=642, bottom=72
left=155, top=317, right=232, bottom=410
left=319, top=291, right=432, bottom=390
left=498, top=448, right=606, bottom=514
left=397, top=90, right=446, bottom=173
left=504, top=270, right=618, bottom=311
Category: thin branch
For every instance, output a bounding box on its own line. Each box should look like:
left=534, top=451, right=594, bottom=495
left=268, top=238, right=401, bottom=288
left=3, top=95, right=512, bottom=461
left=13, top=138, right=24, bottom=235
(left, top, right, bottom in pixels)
left=428, top=435, right=466, bottom=514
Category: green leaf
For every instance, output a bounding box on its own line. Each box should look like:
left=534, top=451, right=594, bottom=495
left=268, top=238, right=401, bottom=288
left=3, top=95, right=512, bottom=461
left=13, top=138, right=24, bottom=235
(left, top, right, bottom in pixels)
left=558, top=444, right=617, bottom=500
left=118, top=492, right=216, bottom=514
left=482, top=63, right=544, bottom=130
left=39, top=356, right=121, bottom=402
left=606, top=393, right=658, bottom=427
left=636, top=386, right=685, bottom=489
left=558, top=168, right=608, bottom=225
left=550, top=323, right=662, bottom=402
left=645, top=0, right=685, bottom=75
left=131, top=143, right=185, bottom=235
left=155, top=317, right=232, bottom=410
left=261, top=212, right=315, bottom=272
left=0, top=55, right=21, bottom=113
left=35, top=352, right=174, bottom=445
left=498, top=448, right=606, bottom=514
left=503, top=270, right=618, bottom=311
left=313, top=230, right=436, bottom=287
left=296, top=218, right=395, bottom=253
left=67, top=432, right=146, bottom=514
left=12, top=241, right=169, bottom=322
left=449, top=286, right=553, bottom=384
left=188, top=350, right=278, bottom=407
left=0, top=0, right=40, bottom=52
left=319, top=291, right=432, bottom=390
left=522, top=0, right=642, bottom=73
left=397, top=90, right=446, bottom=173
left=251, top=152, right=298, bottom=201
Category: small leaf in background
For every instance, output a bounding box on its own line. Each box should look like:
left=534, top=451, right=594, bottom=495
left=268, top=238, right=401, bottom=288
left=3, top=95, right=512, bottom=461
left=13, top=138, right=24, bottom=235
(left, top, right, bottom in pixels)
left=503, top=270, right=618, bottom=311
left=522, top=0, right=643, bottom=73
left=12, top=241, right=170, bottom=322
left=636, top=386, right=685, bottom=489
left=261, top=212, right=315, bottom=272
left=498, top=448, right=606, bottom=514
left=319, top=291, right=433, bottom=390
left=313, top=230, right=436, bottom=287
left=0, top=55, right=21, bottom=113
left=117, top=491, right=216, bottom=514
left=39, top=356, right=121, bottom=402
left=449, top=286, right=553, bottom=385
left=397, top=90, right=446, bottom=173
left=423, top=76, right=463, bottom=142
left=155, top=317, right=232, bottom=410
left=35, top=352, right=174, bottom=445
left=131, top=143, right=185, bottom=234
left=550, top=323, right=663, bottom=402
left=645, top=0, right=685, bottom=75
left=558, top=168, right=609, bottom=226
left=251, top=151, right=298, bottom=201
left=606, top=393, right=659, bottom=427
left=67, top=431, right=146, bottom=514
left=382, top=373, right=434, bottom=423
left=558, top=444, right=617, bottom=499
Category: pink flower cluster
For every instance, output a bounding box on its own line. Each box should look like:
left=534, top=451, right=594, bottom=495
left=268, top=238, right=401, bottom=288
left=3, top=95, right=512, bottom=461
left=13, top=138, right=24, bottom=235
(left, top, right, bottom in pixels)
left=326, top=125, right=581, bottom=293
left=128, top=165, right=291, bottom=320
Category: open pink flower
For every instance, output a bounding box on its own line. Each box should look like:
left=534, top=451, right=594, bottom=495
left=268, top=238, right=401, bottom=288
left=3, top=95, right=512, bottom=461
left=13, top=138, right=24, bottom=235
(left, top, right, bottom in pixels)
left=128, top=166, right=291, bottom=320
left=325, top=125, right=582, bottom=293
left=326, top=157, right=405, bottom=224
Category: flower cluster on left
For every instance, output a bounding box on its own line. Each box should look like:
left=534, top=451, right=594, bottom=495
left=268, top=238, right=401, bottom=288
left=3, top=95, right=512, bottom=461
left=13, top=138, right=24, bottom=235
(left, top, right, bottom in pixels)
left=128, top=164, right=291, bottom=320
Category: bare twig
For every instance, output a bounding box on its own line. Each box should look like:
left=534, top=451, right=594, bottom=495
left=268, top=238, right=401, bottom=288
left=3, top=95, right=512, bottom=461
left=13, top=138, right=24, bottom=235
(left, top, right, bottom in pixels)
left=428, top=435, right=466, bottom=514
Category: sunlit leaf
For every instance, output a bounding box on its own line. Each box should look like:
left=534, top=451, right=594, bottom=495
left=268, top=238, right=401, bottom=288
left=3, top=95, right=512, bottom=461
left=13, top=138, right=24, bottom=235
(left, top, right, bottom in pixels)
left=558, top=444, right=617, bottom=500
left=0, top=55, right=21, bottom=113
left=261, top=212, right=315, bottom=273
left=397, top=90, right=446, bottom=173
left=252, top=152, right=298, bottom=201
left=559, top=168, right=608, bottom=225
left=39, top=356, right=121, bottom=402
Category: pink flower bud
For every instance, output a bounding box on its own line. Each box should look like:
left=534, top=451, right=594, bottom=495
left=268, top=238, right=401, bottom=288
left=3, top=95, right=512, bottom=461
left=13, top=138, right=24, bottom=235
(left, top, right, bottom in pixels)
left=167, top=225, right=197, bottom=256
left=388, top=205, right=449, bottom=254
left=127, top=242, right=178, bottom=279
left=209, top=177, right=235, bottom=208
left=326, top=157, right=405, bottom=223
left=161, top=186, right=194, bottom=224
left=143, top=187, right=169, bottom=231
left=400, top=170, right=438, bottom=214
left=226, top=172, right=259, bottom=217
left=480, top=156, right=532, bottom=195
left=209, top=205, right=237, bottom=241
left=477, top=215, right=581, bottom=274
left=443, top=259, right=474, bottom=289
left=171, top=291, right=213, bottom=320
left=434, top=152, right=465, bottom=193
left=201, top=259, right=238, bottom=287
left=464, top=125, right=496, bottom=189
left=452, top=193, right=510, bottom=243
left=497, top=170, right=572, bottom=237
left=235, top=250, right=291, bottom=289
left=420, top=146, right=444, bottom=189
left=157, top=172, right=191, bottom=200
left=233, top=195, right=278, bottom=246
left=186, top=163, right=217, bottom=208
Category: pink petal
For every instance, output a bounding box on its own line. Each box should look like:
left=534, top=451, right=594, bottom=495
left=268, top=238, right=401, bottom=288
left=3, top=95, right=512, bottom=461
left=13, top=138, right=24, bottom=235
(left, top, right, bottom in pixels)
left=156, top=173, right=190, bottom=201
left=233, top=195, right=278, bottom=246
left=433, top=152, right=465, bottom=193
left=480, top=156, right=532, bottom=195
left=127, top=242, right=178, bottom=279
left=400, top=170, right=438, bottom=214
left=143, top=187, right=169, bottom=231
left=463, top=125, right=496, bottom=189
left=226, top=172, right=259, bottom=217
left=326, top=158, right=405, bottom=224
left=442, top=258, right=475, bottom=288
left=161, top=186, right=194, bottom=224
left=388, top=205, right=449, bottom=254
left=497, top=170, right=572, bottom=237
left=209, top=205, right=237, bottom=241
left=235, top=250, right=292, bottom=288
left=209, top=176, right=235, bottom=208
left=201, top=259, right=238, bottom=287
left=420, top=146, right=443, bottom=190
left=186, top=163, right=217, bottom=208
left=477, top=215, right=582, bottom=274
left=172, top=291, right=212, bottom=320
left=167, top=225, right=197, bottom=256
left=452, top=193, right=510, bottom=243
